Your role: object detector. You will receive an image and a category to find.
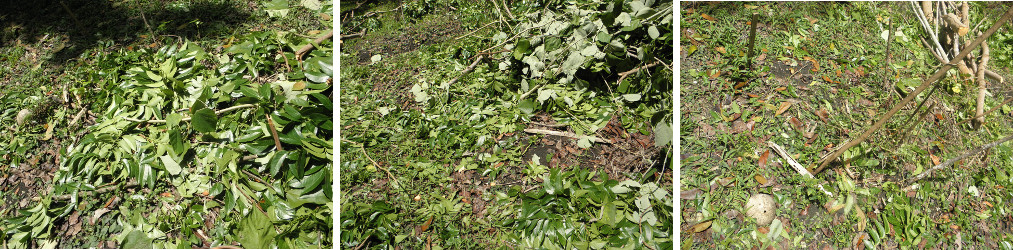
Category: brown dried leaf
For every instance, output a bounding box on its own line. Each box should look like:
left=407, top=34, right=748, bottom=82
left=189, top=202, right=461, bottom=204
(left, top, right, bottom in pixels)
left=822, top=75, right=833, bottom=83
left=754, top=174, right=768, bottom=185
left=701, top=13, right=716, bottom=21
left=789, top=117, right=802, bottom=131
left=681, top=189, right=704, bottom=200
left=757, top=53, right=767, bottom=61
left=775, top=102, right=792, bottom=116
left=715, top=46, right=727, bottom=55
left=757, top=227, right=769, bottom=234
left=759, top=150, right=770, bottom=168
left=931, top=154, right=941, bottom=165
left=817, top=109, right=830, bottom=123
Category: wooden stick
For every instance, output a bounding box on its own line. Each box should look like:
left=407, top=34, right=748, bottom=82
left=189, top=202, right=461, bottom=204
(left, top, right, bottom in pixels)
left=974, top=34, right=991, bottom=129
left=445, top=56, right=484, bottom=86
left=454, top=21, right=502, bottom=40
left=957, top=96, right=1013, bottom=126
left=266, top=114, right=283, bottom=151
left=122, top=104, right=257, bottom=124
left=767, top=141, right=833, bottom=198
left=522, top=128, right=610, bottom=143
left=616, top=60, right=661, bottom=86
left=905, top=134, right=1013, bottom=187
left=885, top=17, right=894, bottom=92
left=817, top=6, right=1013, bottom=173
left=746, top=13, right=758, bottom=69
left=342, top=139, right=402, bottom=189
left=295, top=30, right=333, bottom=60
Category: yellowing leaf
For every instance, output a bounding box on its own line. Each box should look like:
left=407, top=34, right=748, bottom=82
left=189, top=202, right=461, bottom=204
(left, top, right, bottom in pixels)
left=715, top=47, right=727, bottom=55
left=691, top=220, right=713, bottom=233
left=754, top=174, right=768, bottom=185
left=701, top=13, right=716, bottom=21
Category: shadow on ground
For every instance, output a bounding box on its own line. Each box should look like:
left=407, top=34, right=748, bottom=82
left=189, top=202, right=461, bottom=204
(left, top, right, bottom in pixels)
left=0, top=0, right=254, bottom=65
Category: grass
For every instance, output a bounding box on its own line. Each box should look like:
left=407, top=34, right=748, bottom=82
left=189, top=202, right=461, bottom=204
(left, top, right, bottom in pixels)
left=681, top=2, right=1013, bottom=248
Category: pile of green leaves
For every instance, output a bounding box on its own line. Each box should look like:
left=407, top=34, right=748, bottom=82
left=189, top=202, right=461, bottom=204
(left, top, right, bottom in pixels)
left=1, top=30, right=333, bottom=249
left=499, top=0, right=673, bottom=145
left=504, top=169, right=672, bottom=249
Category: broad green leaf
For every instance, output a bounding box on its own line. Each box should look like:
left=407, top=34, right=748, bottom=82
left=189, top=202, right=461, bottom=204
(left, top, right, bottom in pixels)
left=191, top=108, right=218, bottom=133
left=237, top=206, right=277, bottom=248
left=518, top=99, right=536, bottom=115
left=577, top=136, right=593, bottom=148
left=264, top=0, right=290, bottom=17
left=648, top=25, right=660, bottom=39
left=269, top=150, right=290, bottom=176
left=597, top=31, right=611, bottom=43
left=514, top=39, right=531, bottom=60
left=622, top=94, right=641, bottom=102
left=122, top=230, right=153, bottom=249
left=166, top=113, right=183, bottom=129
left=300, top=0, right=322, bottom=10
left=653, top=121, right=671, bottom=147
left=161, top=155, right=182, bottom=176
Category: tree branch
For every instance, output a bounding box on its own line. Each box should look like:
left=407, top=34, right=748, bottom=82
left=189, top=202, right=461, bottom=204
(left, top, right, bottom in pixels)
left=817, top=6, right=1013, bottom=173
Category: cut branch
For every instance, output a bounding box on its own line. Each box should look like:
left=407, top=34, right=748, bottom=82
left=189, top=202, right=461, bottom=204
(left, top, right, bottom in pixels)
left=974, top=35, right=991, bottom=129
left=523, top=128, right=611, bottom=143
left=295, top=29, right=333, bottom=60
left=957, top=96, right=1013, bottom=126
left=122, top=104, right=257, bottom=124
left=445, top=55, right=484, bottom=87
left=905, top=134, right=1013, bottom=187
left=768, top=141, right=834, bottom=198
left=817, top=6, right=1013, bottom=173
left=342, top=139, right=403, bottom=189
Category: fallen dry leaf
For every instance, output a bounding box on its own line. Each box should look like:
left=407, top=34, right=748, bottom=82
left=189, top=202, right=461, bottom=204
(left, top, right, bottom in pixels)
left=931, top=154, right=941, bottom=165
left=775, top=87, right=786, bottom=91
left=754, top=174, right=768, bottom=185
left=681, top=189, right=704, bottom=200
left=759, top=150, right=770, bottom=168
left=691, top=220, right=713, bottom=233
left=822, top=75, right=833, bottom=83
left=701, top=13, right=716, bottom=21
left=734, top=81, right=748, bottom=89
left=726, top=113, right=741, bottom=122
left=776, top=102, right=792, bottom=116
left=757, top=227, right=769, bottom=234
left=710, top=69, right=721, bottom=79
left=757, top=53, right=767, bottom=61
left=817, top=109, right=830, bottom=123
left=715, top=47, right=727, bottom=55
left=789, top=116, right=802, bottom=131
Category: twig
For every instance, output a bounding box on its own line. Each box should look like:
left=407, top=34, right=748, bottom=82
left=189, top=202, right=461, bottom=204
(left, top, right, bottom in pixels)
left=454, top=21, right=502, bottom=40
left=818, top=6, right=1013, bottom=173
left=341, top=30, right=366, bottom=40
left=501, top=0, right=515, bottom=20
left=905, top=134, right=1013, bottom=187
left=69, top=107, right=88, bottom=127
left=242, top=169, right=268, bottom=184
left=957, top=96, right=1013, bottom=126
left=973, top=34, right=991, bottom=129
left=33, top=181, right=139, bottom=201
left=768, top=142, right=834, bottom=198
left=353, top=234, right=372, bottom=250
left=266, top=114, right=283, bottom=151
left=616, top=61, right=661, bottom=85
left=885, top=17, right=894, bottom=93
left=489, top=0, right=509, bottom=30
left=295, top=30, right=333, bottom=61
left=122, top=104, right=257, bottom=124
left=342, top=139, right=403, bottom=189
left=236, top=184, right=270, bottom=219
left=522, top=128, right=610, bottom=143
left=445, top=56, right=485, bottom=86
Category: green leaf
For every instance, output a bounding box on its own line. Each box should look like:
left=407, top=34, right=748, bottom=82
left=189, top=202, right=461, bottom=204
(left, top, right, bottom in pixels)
left=191, top=108, right=218, bottom=133
left=264, top=0, right=290, bottom=17
left=161, top=155, right=182, bottom=176
left=122, top=230, right=153, bottom=249
left=577, top=136, right=593, bottom=149
left=513, top=39, right=531, bottom=60
left=648, top=25, right=660, bottom=39
left=237, top=206, right=277, bottom=248
left=269, top=150, right=290, bottom=176
left=597, top=31, right=611, bottom=43
left=166, top=113, right=183, bottom=129
left=622, top=94, right=641, bottom=102
left=653, top=121, right=672, bottom=147
left=518, top=99, right=536, bottom=115
left=300, top=0, right=322, bottom=10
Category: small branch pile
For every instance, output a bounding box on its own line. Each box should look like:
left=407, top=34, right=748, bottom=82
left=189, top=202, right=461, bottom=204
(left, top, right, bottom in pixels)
left=912, top=1, right=1005, bottom=129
